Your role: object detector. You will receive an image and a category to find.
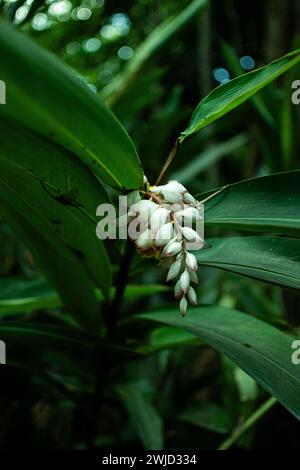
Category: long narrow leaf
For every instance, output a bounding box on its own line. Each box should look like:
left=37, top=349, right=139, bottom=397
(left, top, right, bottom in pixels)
left=202, top=171, right=300, bottom=236
left=196, top=237, right=300, bottom=290
left=180, top=49, right=300, bottom=140
left=138, top=306, right=300, bottom=419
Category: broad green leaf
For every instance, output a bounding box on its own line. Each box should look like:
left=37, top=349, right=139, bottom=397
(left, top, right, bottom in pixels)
left=0, top=118, right=112, bottom=297
left=180, top=49, right=300, bottom=140
left=101, top=0, right=207, bottom=106
left=137, top=306, right=300, bottom=419
left=0, top=20, right=142, bottom=190
left=180, top=403, right=232, bottom=434
left=202, top=171, right=300, bottom=236
left=0, top=202, right=102, bottom=332
left=117, top=382, right=164, bottom=449
left=197, top=237, right=300, bottom=290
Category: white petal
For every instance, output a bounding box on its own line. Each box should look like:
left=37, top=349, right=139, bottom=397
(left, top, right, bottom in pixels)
left=174, top=279, right=182, bottom=299
left=135, top=228, right=153, bottom=249
left=183, top=192, right=197, bottom=204
left=185, top=252, right=197, bottom=271
left=166, top=259, right=182, bottom=281
left=162, top=237, right=177, bottom=256
left=187, top=286, right=198, bottom=306
left=155, top=222, right=174, bottom=246
left=180, top=270, right=190, bottom=293
left=179, top=296, right=188, bottom=316
left=175, top=207, right=203, bottom=224
left=162, top=241, right=182, bottom=257
left=150, top=207, right=170, bottom=235
left=128, top=199, right=158, bottom=225
left=188, top=269, right=198, bottom=285
left=181, top=227, right=204, bottom=248
left=152, top=181, right=187, bottom=204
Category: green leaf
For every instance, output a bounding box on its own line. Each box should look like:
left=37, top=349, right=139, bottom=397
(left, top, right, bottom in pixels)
left=0, top=20, right=142, bottom=190
left=221, top=41, right=277, bottom=128
left=0, top=118, right=112, bottom=298
left=234, top=368, right=258, bottom=402
left=0, top=321, right=133, bottom=360
left=140, top=326, right=199, bottom=352
left=0, top=203, right=102, bottom=332
left=100, top=0, right=208, bottom=106
left=196, top=237, right=300, bottom=290
left=202, top=171, right=300, bottom=236
left=180, top=49, right=300, bottom=140
left=0, top=294, right=61, bottom=316
left=117, top=382, right=164, bottom=449
left=137, top=306, right=300, bottom=419
left=180, top=403, right=232, bottom=434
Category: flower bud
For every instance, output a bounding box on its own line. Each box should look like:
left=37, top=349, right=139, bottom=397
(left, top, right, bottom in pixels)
left=179, top=296, right=188, bottom=316
left=143, top=175, right=148, bottom=184
left=166, top=258, right=182, bottom=281
left=174, top=279, right=182, bottom=299
left=162, top=241, right=182, bottom=257
left=187, top=286, right=198, bottom=306
left=183, top=192, right=197, bottom=205
left=150, top=207, right=170, bottom=235
left=155, top=222, right=174, bottom=247
left=135, top=229, right=153, bottom=249
left=181, top=227, right=204, bottom=249
left=188, top=269, right=198, bottom=285
left=185, top=252, right=197, bottom=271
left=180, top=269, right=190, bottom=294
left=128, top=200, right=158, bottom=224
left=175, top=207, right=203, bottom=225
left=152, top=181, right=187, bottom=204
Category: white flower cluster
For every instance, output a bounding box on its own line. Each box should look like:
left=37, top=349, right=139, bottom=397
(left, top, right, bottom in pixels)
left=126, top=179, right=204, bottom=316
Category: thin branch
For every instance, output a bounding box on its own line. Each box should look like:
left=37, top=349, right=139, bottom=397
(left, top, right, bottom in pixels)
left=218, top=396, right=277, bottom=450
left=155, top=138, right=180, bottom=185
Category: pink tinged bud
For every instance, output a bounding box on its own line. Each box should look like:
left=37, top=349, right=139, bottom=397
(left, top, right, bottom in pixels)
left=180, top=270, right=190, bottom=294
left=187, top=286, right=198, bottom=306
left=179, top=296, right=188, bottom=317
left=161, top=237, right=177, bottom=257
left=181, top=227, right=204, bottom=249
left=174, top=280, right=182, bottom=299
left=163, top=241, right=182, bottom=257
left=183, top=192, right=197, bottom=205
left=188, top=269, right=198, bottom=285
left=150, top=207, right=170, bottom=235
left=166, top=259, right=182, bottom=282
left=135, top=229, right=153, bottom=249
left=155, top=222, right=174, bottom=247
left=186, top=252, right=197, bottom=271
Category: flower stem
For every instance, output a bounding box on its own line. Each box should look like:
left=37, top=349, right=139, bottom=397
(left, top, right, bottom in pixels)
left=155, top=138, right=180, bottom=185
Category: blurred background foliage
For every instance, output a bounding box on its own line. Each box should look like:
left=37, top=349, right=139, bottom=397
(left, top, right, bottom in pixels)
left=0, top=0, right=300, bottom=450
